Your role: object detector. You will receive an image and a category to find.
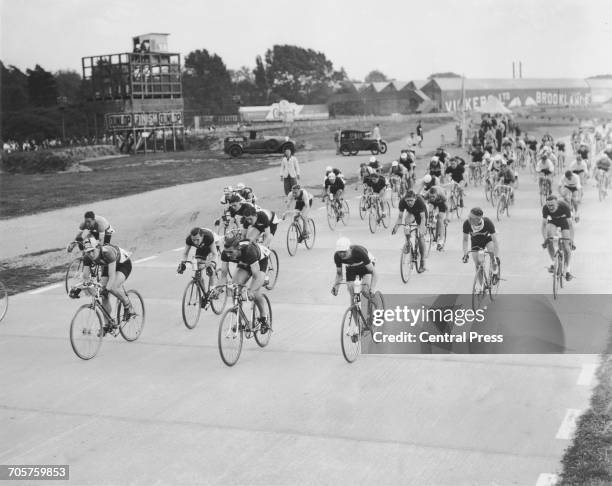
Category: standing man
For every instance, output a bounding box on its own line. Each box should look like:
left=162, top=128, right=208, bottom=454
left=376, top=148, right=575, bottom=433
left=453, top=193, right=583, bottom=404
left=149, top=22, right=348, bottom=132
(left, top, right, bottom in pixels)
left=416, top=120, right=423, bottom=147
left=334, top=129, right=341, bottom=155
left=372, top=123, right=382, bottom=152
left=280, top=147, right=300, bottom=195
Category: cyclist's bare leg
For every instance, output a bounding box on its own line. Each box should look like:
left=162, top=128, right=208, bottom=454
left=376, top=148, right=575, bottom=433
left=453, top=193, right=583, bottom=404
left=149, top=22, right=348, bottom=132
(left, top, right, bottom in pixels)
left=436, top=212, right=446, bottom=245
left=485, top=241, right=498, bottom=273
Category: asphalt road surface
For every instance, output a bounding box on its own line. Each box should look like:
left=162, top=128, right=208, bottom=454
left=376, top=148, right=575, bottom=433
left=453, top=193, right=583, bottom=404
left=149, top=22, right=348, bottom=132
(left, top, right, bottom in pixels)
left=1, top=126, right=608, bottom=485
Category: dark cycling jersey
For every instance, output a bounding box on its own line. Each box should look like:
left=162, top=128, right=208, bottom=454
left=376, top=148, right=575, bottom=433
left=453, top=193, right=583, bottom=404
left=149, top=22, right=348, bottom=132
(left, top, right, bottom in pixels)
left=542, top=201, right=572, bottom=230
left=334, top=244, right=373, bottom=282
left=445, top=165, right=465, bottom=183
left=237, top=242, right=268, bottom=273
left=185, top=229, right=216, bottom=260
left=462, top=217, right=496, bottom=249
left=398, top=196, right=427, bottom=225
left=84, top=244, right=132, bottom=278
left=325, top=178, right=345, bottom=194
left=365, top=176, right=386, bottom=193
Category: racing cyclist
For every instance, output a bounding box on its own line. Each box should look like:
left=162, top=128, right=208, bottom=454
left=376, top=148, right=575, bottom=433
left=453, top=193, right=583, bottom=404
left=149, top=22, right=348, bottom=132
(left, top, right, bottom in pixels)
left=536, top=153, right=555, bottom=196
left=177, top=227, right=220, bottom=306
left=462, top=207, right=500, bottom=282
left=444, top=156, right=466, bottom=208
left=558, top=170, right=582, bottom=222
left=424, top=186, right=449, bottom=251
left=364, top=172, right=388, bottom=218
left=541, top=195, right=574, bottom=281
left=68, top=211, right=114, bottom=252
left=392, top=190, right=428, bottom=273
left=325, top=172, right=346, bottom=217
left=285, top=184, right=313, bottom=240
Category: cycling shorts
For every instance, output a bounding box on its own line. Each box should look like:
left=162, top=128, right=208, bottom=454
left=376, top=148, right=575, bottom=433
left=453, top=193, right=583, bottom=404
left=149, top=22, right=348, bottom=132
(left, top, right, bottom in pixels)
left=237, top=257, right=268, bottom=274
left=346, top=264, right=372, bottom=282
left=101, top=259, right=132, bottom=279
left=295, top=198, right=313, bottom=211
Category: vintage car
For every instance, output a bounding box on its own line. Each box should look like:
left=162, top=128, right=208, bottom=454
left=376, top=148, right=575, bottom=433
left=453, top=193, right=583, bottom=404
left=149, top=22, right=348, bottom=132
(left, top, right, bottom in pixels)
left=224, top=130, right=296, bottom=158
left=338, top=130, right=387, bottom=156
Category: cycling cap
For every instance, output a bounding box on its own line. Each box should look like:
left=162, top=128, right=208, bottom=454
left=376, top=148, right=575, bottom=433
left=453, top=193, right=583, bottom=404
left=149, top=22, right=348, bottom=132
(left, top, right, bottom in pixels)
left=470, top=207, right=484, bottom=217
left=493, top=154, right=503, bottom=162
left=400, top=152, right=408, bottom=160
left=423, top=174, right=432, bottom=183
left=430, top=156, right=439, bottom=162
left=564, top=170, right=572, bottom=179
left=228, top=194, right=243, bottom=204
left=391, top=160, right=398, bottom=167
left=335, top=237, right=351, bottom=252
left=291, top=184, right=301, bottom=191
left=369, top=156, right=377, bottom=163
left=328, top=172, right=336, bottom=181
left=325, top=166, right=332, bottom=172
left=236, top=183, right=245, bottom=190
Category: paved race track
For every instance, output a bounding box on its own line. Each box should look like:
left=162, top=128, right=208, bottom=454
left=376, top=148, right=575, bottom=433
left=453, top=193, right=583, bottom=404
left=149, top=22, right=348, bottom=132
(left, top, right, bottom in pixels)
left=1, top=127, right=609, bottom=485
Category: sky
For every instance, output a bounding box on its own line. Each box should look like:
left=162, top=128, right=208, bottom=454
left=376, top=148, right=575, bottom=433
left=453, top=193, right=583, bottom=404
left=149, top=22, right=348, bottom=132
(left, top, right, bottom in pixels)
left=1, top=0, right=611, bottom=81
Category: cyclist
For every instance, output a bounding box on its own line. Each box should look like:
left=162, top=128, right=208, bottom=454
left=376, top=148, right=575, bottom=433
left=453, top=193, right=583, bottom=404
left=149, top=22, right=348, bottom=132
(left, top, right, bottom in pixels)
left=325, top=172, right=346, bottom=215
left=429, top=156, right=444, bottom=178
left=555, top=140, right=566, bottom=169
left=242, top=204, right=278, bottom=248
left=325, top=166, right=345, bottom=184
left=368, top=155, right=382, bottom=174
left=577, top=143, right=590, bottom=169
left=568, top=156, right=589, bottom=186
left=536, top=153, right=555, bottom=195
left=444, top=156, right=466, bottom=208
left=399, top=150, right=415, bottom=173
left=68, top=211, right=114, bottom=252
left=364, top=171, right=388, bottom=218
left=462, top=207, right=500, bottom=280
left=435, top=147, right=450, bottom=165
left=358, top=163, right=372, bottom=185
left=495, top=160, right=516, bottom=204
left=177, top=227, right=219, bottom=306
left=541, top=133, right=554, bottom=148
left=70, top=237, right=135, bottom=329
left=235, top=183, right=257, bottom=205
left=469, top=143, right=485, bottom=182
left=222, top=232, right=270, bottom=334
left=541, top=195, right=574, bottom=281
left=424, top=186, right=449, bottom=251
left=594, top=151, right=611, bottom=193
left=331, top=237, right=378, bottom=309
left=285, top=184, right=313, bottom=239
left=388, top=160, right=407, bottom=196
left=558, top=170, right=582, bottom=222
left=392, top=190, right=428, bottom=273
left=416, top=173, right=440, bottom=196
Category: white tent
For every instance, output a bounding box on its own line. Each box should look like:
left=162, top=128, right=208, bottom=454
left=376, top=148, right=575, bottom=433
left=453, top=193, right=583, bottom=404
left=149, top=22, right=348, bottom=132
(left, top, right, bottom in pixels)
left=524, top=96, right=537, bottom=106
left=473, top=95, right=511, bottom=114
left=508, top=97, right=522, bottom=108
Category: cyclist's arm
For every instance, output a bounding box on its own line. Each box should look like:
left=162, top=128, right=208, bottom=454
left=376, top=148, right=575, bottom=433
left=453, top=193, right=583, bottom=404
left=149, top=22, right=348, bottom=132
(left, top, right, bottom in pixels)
left=462, top=233, right=469, bottom=256
left=105, top=261, right=118, bottom=291
left=418, top=211, right=427, bottom=234
left=541, top=218, right=549, bottom=241
left=208, top=242, right=218, bottom=261
left=490, top=233, right=500, bottom=259
left=181, top=244, right=192, bottom=262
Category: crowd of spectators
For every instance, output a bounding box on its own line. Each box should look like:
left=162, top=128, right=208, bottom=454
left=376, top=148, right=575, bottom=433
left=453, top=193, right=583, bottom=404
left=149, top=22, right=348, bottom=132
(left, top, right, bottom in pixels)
left=466, top=114, right=520, bottom=153
left=2, top=135, right=114, bottom=153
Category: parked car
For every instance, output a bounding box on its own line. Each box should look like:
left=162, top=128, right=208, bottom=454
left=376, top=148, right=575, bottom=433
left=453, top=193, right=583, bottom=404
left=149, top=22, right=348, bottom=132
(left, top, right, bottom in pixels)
left=224, top=130, right=296, bottom=157
left=338, top=130, right=387, bottom=156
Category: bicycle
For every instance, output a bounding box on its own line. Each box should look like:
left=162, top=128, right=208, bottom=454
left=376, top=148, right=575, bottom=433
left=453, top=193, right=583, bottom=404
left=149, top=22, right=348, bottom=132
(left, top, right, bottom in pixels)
left=545, top=235, right=573, bottom=300
left=446, top=181, right=464, bottom=219
left=398, top=223, right=424, bottom=283
left=425, top=206, right=448, bottom=254
left=538, top=177, right=552, bottom=205
left=215, top=208, right=240, bottom=236
left=0, top=280, right=8, bottom=322
left=69, top=281, right=145, bottom=360
left=180, top=260, right=228, bottom=329
left=468, top=163, right=483, bottom=186
left=484, top=174, right=496, bottom=206
left=338, top=279, right=385, bottom=363
left=368, top=195, right=391, bottom=233
left=597, top=170, right=609, bottom=201
left=495, top=185, right=512, bottom=221
left=389, top=176, right=402, bottom=207
left=325, top=195, right=350, bottom=230
left=358, top=187, right=374, bottom=220
left=217, top=283, right=272, bottom=367
left=65, top=241, right=100, bottom=295
left=465, top=248, right=500, bottom=311
left=283, top=210, right=316, bottom=256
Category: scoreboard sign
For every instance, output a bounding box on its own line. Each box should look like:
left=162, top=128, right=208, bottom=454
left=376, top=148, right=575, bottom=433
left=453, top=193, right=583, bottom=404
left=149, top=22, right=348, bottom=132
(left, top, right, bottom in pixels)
left=105, top=111, right=183, bottom=130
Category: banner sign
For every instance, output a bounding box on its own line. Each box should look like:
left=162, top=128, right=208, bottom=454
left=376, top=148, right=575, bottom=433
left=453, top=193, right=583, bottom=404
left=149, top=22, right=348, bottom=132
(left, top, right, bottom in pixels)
left=105, top=111, right=183, bottom=130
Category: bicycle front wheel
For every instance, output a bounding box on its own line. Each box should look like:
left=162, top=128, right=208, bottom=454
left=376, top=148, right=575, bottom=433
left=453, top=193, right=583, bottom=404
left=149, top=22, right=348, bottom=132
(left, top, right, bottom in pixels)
left=286, top=223, right=299, bottom=256
left=400, top=243, right=413, bottom=283
left=496, top=196, right=505, bottom=221
left=304, top=219, right=316, bottom=249
left=218, top=308, right=243, bottom=366
left=359, top=197, right=367, bottom=220
left=65, top=256, right=84, bottom=295
left=340, top=306, right=361, bottom=363
left=70, top=304, right=104, bottom=360
left=368, top=208, right=378, bottom=233
left=0, top=281, right=8, bottom=322
left=264, top=250, right=279, bottom=290
left=472, top=267, right=486, bottom=311
left=341, top=200, right=350, bottom=225
left=552, top=253, right=560, bottom=299
left=381, top=201, right=391, bottom=228
left=326, top=201, right=337, bottom=231
left=253, top=294, right=273, bottom=348
left=117, top=290, right=145, bottom=341
left=181, top=280, right=202, bottom=329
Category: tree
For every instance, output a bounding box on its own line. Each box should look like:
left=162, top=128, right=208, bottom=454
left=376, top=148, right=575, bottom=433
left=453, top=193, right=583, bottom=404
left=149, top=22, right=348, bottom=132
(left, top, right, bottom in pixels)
left=365, top=70, right=388, bottom=83
left=183, top=49, right=235, bottom=114
left=253, top=55, right=269, bottom=104
left=27, top=64, right=58, bottom=107
left=0, top=62, right=29, bottom=111
left=263, top=45, right=341, bottom=104
left=54, top=70, right=84, bottom=104
left=427, top=72, right=461, bottom=80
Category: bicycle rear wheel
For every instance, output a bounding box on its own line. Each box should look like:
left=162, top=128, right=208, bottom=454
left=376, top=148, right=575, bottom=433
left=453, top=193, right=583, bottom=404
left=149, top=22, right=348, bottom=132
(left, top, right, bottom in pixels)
left=253, top=294, right=272, bottom=348
left=117, top=289, right=145, bottom=341
left=0, top=281, right=7, bottom=322
left=472, top=267, right=486, bottom=311
left=181, top=280, right=202, bottom=329
left=286, top=223, right=299, bottom=256
left=218, top=307, right=243, bottom=366
left=496, top=196, right=505, bottom=221
left=65, top=256, right=84, bottom=295
left=340, top=306, right=361, bottom=363
left=326, top=201, right=337, bottom=230
left=264, top=250, right=279, bottom=290
left=552, top=253, right=560, bottom=299
left=359, top=196, right=367, bottom=220
left=304, top=219, right=316, bottom=249
left=70, top=304, right=104, bottom=360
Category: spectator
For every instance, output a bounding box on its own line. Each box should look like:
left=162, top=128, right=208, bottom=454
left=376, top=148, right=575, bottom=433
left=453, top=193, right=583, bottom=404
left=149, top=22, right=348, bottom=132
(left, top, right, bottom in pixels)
left=416, top=120, right=423, bottom=147
left=372, top=123, right=382, bottom=151
left=280, top=147, right=300, bottom=195
left=334, top=129, right=341, bottom=155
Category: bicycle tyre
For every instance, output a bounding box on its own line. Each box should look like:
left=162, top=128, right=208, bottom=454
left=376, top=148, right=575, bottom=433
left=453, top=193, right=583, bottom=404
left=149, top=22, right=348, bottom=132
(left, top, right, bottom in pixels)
left=381, top=201, right=391, bottom=228
left=264, top=250, right=279, bottom=290
left=181, top=280, right=202, bottom=329
left=472, top=266, right=486, bottom=311
left=117, top=289, right=145, bottom=342
left=496, top=196, right=505, bottom=221
left=286, top=223, right=299, bottom=256
left=326, top=200, right=337, bottom=231
left=359, top=196, right=368, bottom=220
left=70, top=304, right=104, bottom=360
left=455, top=195, right=463, bottom=218
left=424, top=226, right=434, bottom=257
left=218, top=307, right=243, bottom=366
left=340, top=306, right=361, bottom=363
left=341, top=200, right=350, bottom=225
left=253, top=294, right=272, bottom=348
left=0, top=281, right=8, bottom=322
left=65, top=256, right=84, bottom=295
left=304, top=219, right=316, bottom=249
left=484, top=181, right=491, bottom=203
left=400, top=243, right=412, bottom=283
left=552, top=252, right=560, bottom=299
left=368, top=207, right=377, bottom=234
left=210, top=284, right=228, bottom=315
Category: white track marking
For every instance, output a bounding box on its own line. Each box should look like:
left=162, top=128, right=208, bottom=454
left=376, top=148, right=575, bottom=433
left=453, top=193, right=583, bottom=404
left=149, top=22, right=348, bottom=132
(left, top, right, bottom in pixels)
left=576, top=364, right=598, bottom=386
left=134, top=256, right=158, bottom=264
left=535, top=473, right=559, bottom=486
left=28, top=284, right=62, bottom=295
left=555, top=408, right=582, bottom=440
left=172, top=247, right=184, bottom=252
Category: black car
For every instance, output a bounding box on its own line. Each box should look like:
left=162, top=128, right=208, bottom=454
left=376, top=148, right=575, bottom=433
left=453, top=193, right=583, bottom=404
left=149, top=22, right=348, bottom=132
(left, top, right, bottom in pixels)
left=224, top=130, right=296, bottom=158
left=338, top=130, right=387, bottom=156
